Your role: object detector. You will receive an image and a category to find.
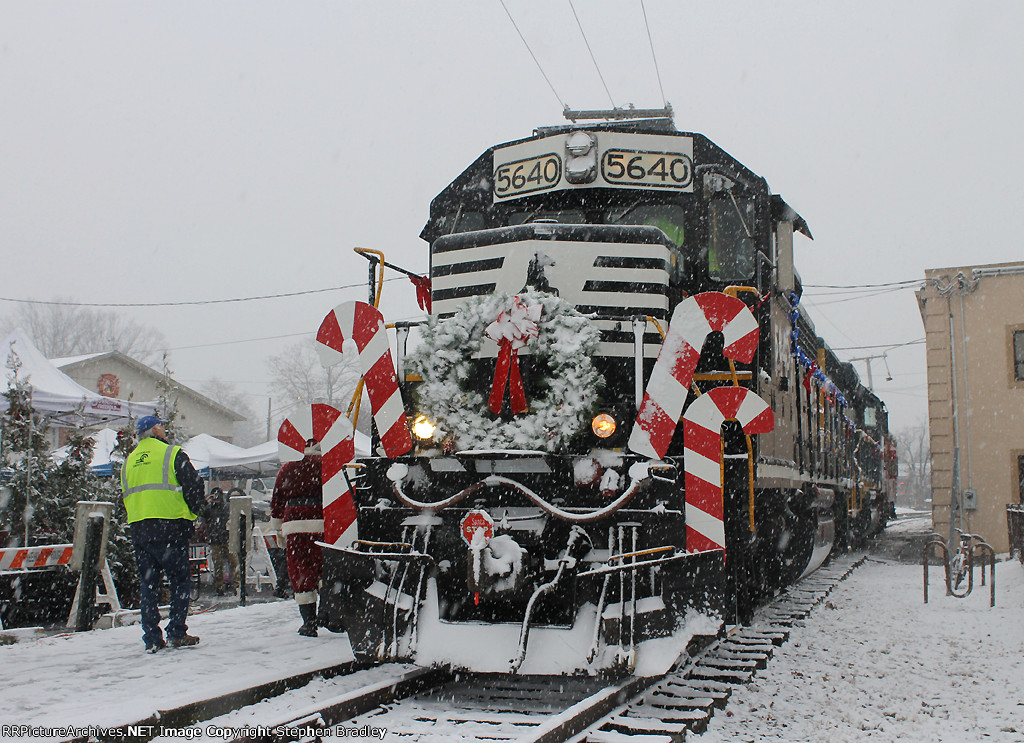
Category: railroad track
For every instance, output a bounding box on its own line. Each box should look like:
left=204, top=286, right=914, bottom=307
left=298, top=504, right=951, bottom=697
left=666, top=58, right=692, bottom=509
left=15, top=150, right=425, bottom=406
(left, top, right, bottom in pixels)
left=74, top=554, right=863, bottom=743
left=575, top=553, right=866, bottom=742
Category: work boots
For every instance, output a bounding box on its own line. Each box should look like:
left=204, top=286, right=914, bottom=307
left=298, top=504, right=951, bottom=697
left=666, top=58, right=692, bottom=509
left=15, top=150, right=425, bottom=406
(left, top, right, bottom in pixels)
left=297, top=602, right=318, bottom=637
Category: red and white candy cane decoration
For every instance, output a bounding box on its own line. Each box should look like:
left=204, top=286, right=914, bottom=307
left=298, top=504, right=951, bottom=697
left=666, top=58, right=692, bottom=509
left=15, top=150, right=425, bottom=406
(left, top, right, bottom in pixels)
left=485, top=295, right=541, bottom=414
left=315, top=301, right=411, bottom=458
left=628, top=293, right=760, bottom=460
left=278, top=403, right=358, bottom=547
left=682, top=386, right=774, bottom=554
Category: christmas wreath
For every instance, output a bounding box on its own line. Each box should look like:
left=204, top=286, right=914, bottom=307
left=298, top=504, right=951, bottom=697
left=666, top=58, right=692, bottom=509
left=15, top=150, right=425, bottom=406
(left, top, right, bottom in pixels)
left=407, top=289, right=603, bottom=452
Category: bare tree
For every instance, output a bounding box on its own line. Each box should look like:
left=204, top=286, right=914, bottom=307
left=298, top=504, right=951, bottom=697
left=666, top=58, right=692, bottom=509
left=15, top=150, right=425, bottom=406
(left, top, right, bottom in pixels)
left=895, top=423, right=931, bottom=510
left=266, top=341, right=360, bottom=428
left=1, top=299, right=167, bottom=365
left=200, top=378, right=264, bottom=446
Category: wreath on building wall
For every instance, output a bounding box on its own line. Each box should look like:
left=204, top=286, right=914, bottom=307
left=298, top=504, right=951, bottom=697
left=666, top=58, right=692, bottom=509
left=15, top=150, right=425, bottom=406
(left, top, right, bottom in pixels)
left=407, top=289, right=603, bottom=452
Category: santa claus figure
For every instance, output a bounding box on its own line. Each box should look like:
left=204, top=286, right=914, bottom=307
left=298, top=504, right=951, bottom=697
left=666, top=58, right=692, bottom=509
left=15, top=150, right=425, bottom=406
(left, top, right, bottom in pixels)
left=270, top=438, right=324, bottom=636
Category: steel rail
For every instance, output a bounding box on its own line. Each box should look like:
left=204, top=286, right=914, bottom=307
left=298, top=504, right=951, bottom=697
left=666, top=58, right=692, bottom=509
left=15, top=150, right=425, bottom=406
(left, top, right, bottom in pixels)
left=64, top=660, right=371, bottom=743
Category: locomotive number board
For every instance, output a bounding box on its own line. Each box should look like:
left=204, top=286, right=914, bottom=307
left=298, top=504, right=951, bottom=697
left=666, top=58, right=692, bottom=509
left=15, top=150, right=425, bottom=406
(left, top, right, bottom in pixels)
left=494, top=152, right=562, bottom=199
left=601, top=149, right=693, bottom=189
left=493, top=132, right=694, bottom=202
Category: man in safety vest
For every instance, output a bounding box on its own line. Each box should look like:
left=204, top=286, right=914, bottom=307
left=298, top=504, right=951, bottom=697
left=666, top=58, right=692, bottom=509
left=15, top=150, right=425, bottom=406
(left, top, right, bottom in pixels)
left=121, top=415, right=207, bottom=652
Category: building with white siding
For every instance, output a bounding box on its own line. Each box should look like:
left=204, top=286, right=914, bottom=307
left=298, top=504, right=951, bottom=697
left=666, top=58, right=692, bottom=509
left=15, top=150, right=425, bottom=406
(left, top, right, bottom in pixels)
left=52, top=350, right=244, bottom=442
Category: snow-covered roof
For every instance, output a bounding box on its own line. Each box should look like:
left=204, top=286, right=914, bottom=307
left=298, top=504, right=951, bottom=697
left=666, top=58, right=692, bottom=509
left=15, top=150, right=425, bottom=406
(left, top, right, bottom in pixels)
left=48, top=351, right=109, bottom=368
left=1, top=329, right=160, bottom=426
left=52, top=349, right=245, bottom=423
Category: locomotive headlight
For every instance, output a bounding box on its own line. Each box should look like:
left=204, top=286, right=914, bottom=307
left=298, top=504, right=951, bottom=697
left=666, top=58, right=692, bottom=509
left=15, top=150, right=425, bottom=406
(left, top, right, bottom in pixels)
left=412, top=414, right=437, bottom=441
left=591, top=413, right=617, bottom=438
left=565, top=130, right=597, bottom=184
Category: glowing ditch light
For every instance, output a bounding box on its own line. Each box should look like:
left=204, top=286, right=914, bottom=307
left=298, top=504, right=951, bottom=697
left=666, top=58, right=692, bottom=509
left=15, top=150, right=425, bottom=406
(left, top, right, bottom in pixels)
left=412, top=414, right=437, bottom=440
left=591, top=413, right=616, bottom=438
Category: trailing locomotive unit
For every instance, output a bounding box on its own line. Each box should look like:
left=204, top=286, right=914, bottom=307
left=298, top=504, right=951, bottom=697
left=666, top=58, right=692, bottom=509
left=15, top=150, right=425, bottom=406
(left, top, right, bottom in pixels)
left=320, top=112, right=895, bottom=674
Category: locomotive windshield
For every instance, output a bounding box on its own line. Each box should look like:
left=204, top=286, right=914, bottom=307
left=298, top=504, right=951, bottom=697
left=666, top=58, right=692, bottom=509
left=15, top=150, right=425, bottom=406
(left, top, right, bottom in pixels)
left=707, top=196, right=756, bottom=281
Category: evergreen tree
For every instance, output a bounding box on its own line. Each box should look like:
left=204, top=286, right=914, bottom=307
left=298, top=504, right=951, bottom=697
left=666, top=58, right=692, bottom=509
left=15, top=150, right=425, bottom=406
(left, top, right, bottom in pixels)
left=1, top=350, right=55, bottom=546
left=100, top=424, right=140, bottom=603
left=2, top=349, right=141, bottom=606
left=36, top=428, right=93, bottom=543
left=155, top=353, right=187, bottom=444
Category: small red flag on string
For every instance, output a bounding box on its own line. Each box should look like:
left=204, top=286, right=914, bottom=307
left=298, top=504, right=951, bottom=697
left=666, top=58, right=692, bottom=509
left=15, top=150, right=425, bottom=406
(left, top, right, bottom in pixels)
left=409, top=275, right=432, bottom=313
left=802, top=360, right=818, bottom=394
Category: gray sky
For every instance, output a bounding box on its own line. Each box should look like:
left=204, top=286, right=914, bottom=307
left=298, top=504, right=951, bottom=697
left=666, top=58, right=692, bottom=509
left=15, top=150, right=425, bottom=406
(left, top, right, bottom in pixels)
left=2, top=1, right=1022, bottom=434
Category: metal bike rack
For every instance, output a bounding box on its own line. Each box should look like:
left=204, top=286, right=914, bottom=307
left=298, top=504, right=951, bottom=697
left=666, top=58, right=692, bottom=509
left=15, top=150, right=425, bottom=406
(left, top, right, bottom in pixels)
left=922, top=532, right=995, bottom=607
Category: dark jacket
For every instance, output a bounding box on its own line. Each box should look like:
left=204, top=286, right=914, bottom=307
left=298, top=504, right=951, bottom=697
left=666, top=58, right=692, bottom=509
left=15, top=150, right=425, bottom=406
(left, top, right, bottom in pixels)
left=174, top=448, right=207, bottom=516
left=204, top=492, right=230, bottom=545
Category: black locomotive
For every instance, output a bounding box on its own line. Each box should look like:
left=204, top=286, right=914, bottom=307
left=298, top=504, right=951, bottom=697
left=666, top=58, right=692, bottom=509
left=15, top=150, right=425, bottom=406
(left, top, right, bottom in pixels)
left=319, top=111, right=896, bottom=675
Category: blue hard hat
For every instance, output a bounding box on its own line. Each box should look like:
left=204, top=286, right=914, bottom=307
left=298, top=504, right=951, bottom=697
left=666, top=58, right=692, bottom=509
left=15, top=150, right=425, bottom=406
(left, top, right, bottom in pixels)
left=136, top=415, right=166, bottom=435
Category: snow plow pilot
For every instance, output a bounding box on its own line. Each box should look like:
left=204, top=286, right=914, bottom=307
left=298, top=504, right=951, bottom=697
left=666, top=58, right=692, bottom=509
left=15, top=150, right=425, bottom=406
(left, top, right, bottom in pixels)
left=270, top=438, right=324, bottom=637
left=121, top=415, right=207, bottom=652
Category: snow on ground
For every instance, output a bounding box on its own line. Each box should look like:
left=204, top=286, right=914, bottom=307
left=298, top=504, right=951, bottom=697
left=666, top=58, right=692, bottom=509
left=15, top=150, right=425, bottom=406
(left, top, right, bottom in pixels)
left=1, top=512, right=1022, bottom=743
left=0, top=599, right=356, bottom=742
left=694, top=556, right=1024, bottom=742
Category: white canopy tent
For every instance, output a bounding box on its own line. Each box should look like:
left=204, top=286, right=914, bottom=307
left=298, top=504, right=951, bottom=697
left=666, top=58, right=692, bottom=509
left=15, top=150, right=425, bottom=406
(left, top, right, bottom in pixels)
left=181, top=430, right=370, bottom=479
left=1, top=329, right=160, bottom=426
left=182, top=434, right=280, bottom=477
left=50, top=427, right=121, bottom=477
left=49, top=430, right=372, bottom=480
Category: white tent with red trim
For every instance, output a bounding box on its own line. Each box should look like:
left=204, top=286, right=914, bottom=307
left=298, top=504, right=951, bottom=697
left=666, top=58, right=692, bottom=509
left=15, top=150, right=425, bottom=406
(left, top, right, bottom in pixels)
left=1, top=329, right=160, bottom=426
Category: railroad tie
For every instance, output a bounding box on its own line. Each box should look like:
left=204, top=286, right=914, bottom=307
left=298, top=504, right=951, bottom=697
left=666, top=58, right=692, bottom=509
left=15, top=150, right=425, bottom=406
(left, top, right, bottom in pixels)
left=584, top=730, right=675, bottom=743
left=627, top=703, right=711, bottom=732
left=647, top=689, right=718, bottom=711
left=717, top=642, right=772, bottom=668
left=705, top=650, right=765, bottom=670
left=688, top=663, right=754, bottom=684
left=663, top=679, right=732, bottom=708
left=734, top=628, right=788, bottom=645
left=603, top=712, right=693, bottom=738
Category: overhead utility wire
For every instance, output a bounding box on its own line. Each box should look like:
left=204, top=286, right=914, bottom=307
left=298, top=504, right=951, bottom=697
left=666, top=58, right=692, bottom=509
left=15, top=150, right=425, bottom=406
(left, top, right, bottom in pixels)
left=804, top=286, right=908, bottom=306
left=804, top=286, right=913, bottom=297
left=498, top=0, right=567, bottom=110
left=640, top=0, right=666, bottom=105
left=804, top=279, right=922, bottom=289
left=832, top=339, right=925, bottom=352
left=166, top=331, right=311, bottom=351
left=568, top=0, right=615, bottom=108
left=0, top=277, right=404, bottom=309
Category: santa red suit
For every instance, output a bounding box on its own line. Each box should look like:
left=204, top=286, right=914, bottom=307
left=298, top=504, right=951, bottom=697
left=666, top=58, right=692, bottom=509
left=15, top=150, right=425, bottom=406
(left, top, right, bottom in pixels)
left=270, top=440, right=324, bottom=636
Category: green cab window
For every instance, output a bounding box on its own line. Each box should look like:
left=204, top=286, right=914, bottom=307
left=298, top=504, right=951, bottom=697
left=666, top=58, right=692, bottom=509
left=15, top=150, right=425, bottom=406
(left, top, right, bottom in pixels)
left=707, top=197, right=755, bottom=281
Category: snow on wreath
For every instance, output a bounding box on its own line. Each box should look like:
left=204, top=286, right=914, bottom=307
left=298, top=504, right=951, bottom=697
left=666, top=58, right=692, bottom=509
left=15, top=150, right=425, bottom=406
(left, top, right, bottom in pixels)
left=407, top=290, right=603, bottom=453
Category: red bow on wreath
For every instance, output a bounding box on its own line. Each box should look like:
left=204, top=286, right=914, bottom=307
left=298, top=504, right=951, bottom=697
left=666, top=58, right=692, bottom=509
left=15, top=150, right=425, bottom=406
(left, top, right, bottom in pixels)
left=485, top=296, right=541, bottom=415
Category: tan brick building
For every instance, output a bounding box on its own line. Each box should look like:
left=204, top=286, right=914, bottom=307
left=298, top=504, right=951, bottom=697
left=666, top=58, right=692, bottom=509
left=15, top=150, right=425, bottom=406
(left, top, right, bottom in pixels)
left=916, top=261, right=1024, bottom=553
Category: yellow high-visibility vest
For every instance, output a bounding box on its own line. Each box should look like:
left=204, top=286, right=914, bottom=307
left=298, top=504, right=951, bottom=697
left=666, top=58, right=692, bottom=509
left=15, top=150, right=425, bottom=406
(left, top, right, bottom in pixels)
left=121, top=437, right=197, bottom=523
